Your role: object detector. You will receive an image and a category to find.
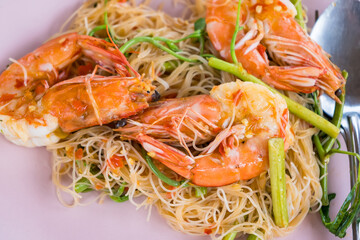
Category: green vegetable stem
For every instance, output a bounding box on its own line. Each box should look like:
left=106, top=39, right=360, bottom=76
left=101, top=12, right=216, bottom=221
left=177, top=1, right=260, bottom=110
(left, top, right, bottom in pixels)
left=320, top=150, right=360, bottom=237
left=313, top=91, right=345, bottom=205
left=142, top=148, right=183, bottom=187
left=118, top=17, right=206, bottom=62
left=223, top=231, right=237, bottom=240
left=88, top=0, right=115, bottom=38
left=269, top=138, right=288, bottom=228
left=247, top=234, right=261, bottom=240
left=119, top=36, right=198, bottom=63
left=142, top=148, right=208, bottom=198
left=290, top=0, right=307, bottom=30
left=230, top=0, right=243, bottom=65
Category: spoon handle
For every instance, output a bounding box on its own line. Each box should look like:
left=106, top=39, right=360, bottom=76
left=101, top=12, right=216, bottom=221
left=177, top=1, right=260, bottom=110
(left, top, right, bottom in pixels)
left=343, top=114, right=360, bottom=239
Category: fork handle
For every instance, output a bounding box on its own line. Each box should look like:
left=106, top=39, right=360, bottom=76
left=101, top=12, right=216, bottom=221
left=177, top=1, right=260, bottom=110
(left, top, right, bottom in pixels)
left=342, top=113, right=360, bottom=239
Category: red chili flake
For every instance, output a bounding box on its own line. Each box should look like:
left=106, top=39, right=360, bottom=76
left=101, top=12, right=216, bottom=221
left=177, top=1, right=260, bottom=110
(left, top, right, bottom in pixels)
left=95, top=183, right=104, bottom=190
left=165, top=186, right=176, bottom=199
left=75, top=148, right=83, bottom=160
left=166, top=192, right=174, bottom=199
left=107, top=155, right=125, bottom=169
left=204, top=228, right=213, bottom=235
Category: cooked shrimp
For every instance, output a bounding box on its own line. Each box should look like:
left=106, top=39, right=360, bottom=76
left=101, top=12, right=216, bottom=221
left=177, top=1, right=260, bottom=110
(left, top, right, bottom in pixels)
left=0, top=33, right=155, bottom=147
left=206, top=0, right=345, bottom=102
left=124, top=81, right=293, bottom=187
left=118, top=95, right=223, bottom=146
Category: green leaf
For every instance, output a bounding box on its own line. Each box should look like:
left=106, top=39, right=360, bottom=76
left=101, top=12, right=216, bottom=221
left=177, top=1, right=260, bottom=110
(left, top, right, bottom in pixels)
left=110, top=195, right=129, bottom=202
left=75, top=177, right=93, bottom=193
left=109, top=185, right=129, bottom=202
left=113, top=185, right=125, bottom=197
left=320, top=193, right=336, bottom=225
left=195, top=187, right=207, bottom=197
left=163, top=60, right=180, bottom=72
left=194, top=18, right=206, bottom=32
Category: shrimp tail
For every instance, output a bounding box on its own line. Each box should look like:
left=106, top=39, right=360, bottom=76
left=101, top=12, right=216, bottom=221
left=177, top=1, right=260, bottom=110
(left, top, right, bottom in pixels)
left=136, top=133, right=251, bottom=187
left=136, top=133, right=194, bottom=179
left=191, top=154, right=242, bottom=187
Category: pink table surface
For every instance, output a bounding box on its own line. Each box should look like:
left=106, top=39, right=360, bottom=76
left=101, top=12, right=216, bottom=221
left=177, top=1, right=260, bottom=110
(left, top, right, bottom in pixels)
left=0, top=0, right=352, bottom=239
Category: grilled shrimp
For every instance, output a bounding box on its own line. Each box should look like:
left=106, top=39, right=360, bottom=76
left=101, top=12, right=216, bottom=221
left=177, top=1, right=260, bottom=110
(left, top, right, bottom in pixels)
left=0, top=33, right=155, bottom=147
left=119, top=81, right=294, bottom=187
left=206, top=0, right=345, bottom=102
left=118, top=94, right=223, bottom=145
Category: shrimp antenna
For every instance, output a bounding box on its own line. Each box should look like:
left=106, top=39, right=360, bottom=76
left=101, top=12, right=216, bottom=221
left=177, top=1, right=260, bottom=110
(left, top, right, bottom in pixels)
left=105, top=25, right=141, bottom=79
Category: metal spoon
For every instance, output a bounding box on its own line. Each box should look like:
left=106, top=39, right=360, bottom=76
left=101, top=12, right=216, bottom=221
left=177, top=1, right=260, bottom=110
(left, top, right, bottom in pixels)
left=310, top=0, right=360, bottom=239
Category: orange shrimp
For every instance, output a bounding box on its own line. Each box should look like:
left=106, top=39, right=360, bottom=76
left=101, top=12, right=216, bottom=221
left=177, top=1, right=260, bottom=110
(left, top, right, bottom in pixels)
left=0, top=33, right=155, bottom=147
left=121, top=81, right=294, bottom=187
left=206, top=0, right=345, bottom=103
left=41, top=75, right=154, bottom=133
left=118, top=94, right=223, bottom=146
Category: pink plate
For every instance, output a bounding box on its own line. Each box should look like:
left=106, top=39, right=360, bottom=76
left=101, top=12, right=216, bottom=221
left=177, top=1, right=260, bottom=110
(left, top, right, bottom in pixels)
left=0, top=0, right=352, bottom=239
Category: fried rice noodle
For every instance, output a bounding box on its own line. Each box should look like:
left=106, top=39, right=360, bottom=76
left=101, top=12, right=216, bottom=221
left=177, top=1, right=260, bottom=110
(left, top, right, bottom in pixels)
left=48, top=1, right=322, bottom=239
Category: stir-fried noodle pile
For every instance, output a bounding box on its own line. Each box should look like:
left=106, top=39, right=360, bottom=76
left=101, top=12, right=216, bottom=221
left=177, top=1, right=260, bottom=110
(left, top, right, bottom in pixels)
left=48, top=0, right=322, bottom=239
